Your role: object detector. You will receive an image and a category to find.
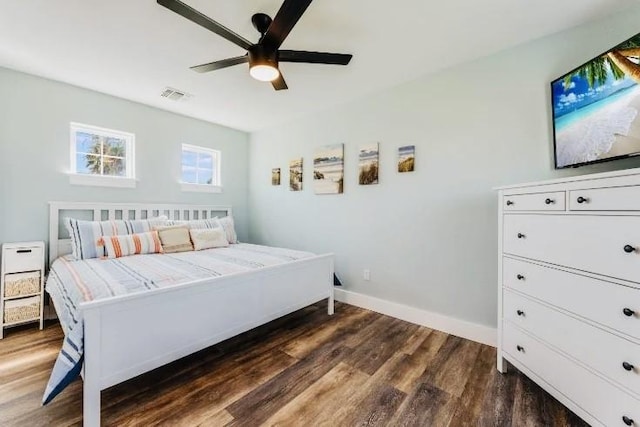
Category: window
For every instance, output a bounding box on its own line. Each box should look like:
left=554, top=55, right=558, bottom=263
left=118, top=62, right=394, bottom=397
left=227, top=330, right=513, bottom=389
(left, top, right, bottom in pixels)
left=69, top=123, right=135, bottom=188
left=181, top=144, right=221, bottom=193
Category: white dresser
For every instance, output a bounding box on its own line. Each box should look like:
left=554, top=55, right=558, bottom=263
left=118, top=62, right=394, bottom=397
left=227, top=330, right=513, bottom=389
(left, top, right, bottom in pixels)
left=497, top=168, right=640, bottom=427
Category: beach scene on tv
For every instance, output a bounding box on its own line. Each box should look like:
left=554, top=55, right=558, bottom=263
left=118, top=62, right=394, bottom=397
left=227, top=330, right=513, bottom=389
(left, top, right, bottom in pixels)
left=553, top=32, right=640, bottom=168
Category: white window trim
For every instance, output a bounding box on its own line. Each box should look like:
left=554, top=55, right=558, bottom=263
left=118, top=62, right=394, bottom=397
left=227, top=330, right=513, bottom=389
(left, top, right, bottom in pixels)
left=69, top=122, right=136, bottom=188
left=180, top=143, right=222, bottom=192
left=69, top=174, right=137, bottom=188
left=180, top=182, right=223, bottom=193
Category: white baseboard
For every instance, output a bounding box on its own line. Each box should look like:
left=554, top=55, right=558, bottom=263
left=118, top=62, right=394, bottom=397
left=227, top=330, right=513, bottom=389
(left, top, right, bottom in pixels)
left=334, top=289, right=497, bottom=347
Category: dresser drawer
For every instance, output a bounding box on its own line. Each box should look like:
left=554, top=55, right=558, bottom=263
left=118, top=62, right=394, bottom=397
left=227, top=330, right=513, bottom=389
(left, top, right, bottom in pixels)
left=503, top=257, right=640, bottom=341
left=503, top=214, right=640, bottom=284
left=570, top=186, right=640, bottom=211
left=503, top=192, right=565, bottom=211
left=504, top=290, right=640, bottom=397
left=504, top=323, right=640, bottom=427
left=3, top=246, right=43, bottom=274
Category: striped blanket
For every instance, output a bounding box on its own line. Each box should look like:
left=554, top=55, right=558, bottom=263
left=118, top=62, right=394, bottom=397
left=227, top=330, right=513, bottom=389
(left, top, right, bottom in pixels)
left=43, top=243, right=314, bottom=404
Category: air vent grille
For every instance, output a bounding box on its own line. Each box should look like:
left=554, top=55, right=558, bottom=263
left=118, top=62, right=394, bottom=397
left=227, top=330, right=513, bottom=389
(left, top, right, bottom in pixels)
left=160, top=87, right=192, bottom=102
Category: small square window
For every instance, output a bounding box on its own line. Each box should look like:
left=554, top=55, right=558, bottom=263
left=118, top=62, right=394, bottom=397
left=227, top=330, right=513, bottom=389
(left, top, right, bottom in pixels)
left=181, top=144, right=221, bottom=192
left=70, top=123, right=135, bottom=187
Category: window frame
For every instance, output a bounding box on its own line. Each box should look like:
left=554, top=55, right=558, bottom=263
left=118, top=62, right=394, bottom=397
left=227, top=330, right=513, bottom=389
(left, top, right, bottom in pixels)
left=69, top=122, right=136, bottom=188
left=180, top=143, right=222, bottom=193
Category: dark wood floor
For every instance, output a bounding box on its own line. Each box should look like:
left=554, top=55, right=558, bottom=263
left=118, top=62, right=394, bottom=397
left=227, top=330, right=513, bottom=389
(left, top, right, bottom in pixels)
left=0, top=301, right=588, bottom=427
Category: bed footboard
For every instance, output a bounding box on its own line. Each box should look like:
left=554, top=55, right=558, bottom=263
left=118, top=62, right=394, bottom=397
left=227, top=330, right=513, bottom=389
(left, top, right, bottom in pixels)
left=81, top=254, right=334, bottom=427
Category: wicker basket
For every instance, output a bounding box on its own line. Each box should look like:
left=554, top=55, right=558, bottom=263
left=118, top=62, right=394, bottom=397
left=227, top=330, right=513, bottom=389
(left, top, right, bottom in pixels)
left=4, top=296, right=40, bottom=324
left=4, top=272, right=40, bottom=298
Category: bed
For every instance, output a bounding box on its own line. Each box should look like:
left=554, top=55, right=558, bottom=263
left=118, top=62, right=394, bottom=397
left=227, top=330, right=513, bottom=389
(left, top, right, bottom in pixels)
left=45, top=202, right=334, bottom=427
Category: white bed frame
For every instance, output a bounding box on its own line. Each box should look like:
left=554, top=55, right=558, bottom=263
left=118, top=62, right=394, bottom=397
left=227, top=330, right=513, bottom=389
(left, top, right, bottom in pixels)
left=48, top=202, right=334, bottom=427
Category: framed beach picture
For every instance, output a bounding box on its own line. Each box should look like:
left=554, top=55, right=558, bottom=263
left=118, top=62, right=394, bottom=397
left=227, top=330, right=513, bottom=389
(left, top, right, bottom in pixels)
left=289, top=158, right=303, bottom=191
left=359, top=143, right=379, bottom=185
left=313, top=144, right=344, bottom=194
left=271, top=168, right=281, bottom=185
left=398, top=145, right=415, bottom=172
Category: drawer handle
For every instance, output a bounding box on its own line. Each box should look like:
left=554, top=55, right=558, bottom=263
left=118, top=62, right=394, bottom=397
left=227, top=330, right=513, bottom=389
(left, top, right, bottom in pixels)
left=517, top=233, right=525, bottom=239
left=622, top=361, right=635, bottom=372
left=506, top=200, right=514, bottom=206
left=623, top=415, right=634, bottom=426
left=624, top=245, right=636, bottom=254
left=517, top=310, right=525, bottom=316
left=517, top=274, right=525, bottom=281
left=16, top=249, right=32, bottom=254
left=576, top=196, right=589, bottom=204
left=516, top=345, right=524, bottom=353
left=544, top=198, right=554, bottom=205
left=623, top=308, right=636, bottom=317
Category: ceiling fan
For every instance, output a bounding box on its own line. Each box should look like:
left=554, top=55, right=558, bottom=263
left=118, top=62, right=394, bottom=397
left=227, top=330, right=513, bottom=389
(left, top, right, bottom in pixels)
left=157, top=0, right=353, bottom=91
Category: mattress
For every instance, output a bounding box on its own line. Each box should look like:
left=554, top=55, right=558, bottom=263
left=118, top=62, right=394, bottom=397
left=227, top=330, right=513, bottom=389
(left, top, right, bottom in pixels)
left=43, top=243, right=314, bottom=404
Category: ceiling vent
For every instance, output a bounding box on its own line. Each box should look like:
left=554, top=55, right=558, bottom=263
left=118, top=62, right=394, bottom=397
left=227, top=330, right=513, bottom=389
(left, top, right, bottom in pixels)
left=160, top=87, right=192, bottom=102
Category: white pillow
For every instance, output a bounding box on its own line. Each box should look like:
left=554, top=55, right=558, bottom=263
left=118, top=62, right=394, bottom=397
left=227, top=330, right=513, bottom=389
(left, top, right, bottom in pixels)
left=171, top=218, right=220, bottom=229
left=216, top=216, right=238, bottom=244
left=190, top=228, right=229, bottom=251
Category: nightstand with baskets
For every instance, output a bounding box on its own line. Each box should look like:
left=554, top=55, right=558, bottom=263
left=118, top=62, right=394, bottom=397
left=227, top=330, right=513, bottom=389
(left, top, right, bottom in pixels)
left=1, top=241, right=45, bottom=339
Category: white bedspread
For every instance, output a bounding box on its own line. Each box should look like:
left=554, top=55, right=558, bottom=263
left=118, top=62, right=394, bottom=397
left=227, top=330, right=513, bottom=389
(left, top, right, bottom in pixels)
left=43, top=243, right=314, bottom=404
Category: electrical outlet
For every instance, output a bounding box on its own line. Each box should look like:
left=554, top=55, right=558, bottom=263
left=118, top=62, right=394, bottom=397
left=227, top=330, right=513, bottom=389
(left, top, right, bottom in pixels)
left=363, top=269, right=370, bottom=281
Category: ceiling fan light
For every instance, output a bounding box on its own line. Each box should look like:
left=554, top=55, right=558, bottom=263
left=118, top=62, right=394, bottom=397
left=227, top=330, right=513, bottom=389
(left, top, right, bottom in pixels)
left=250, top=64, right=280, bottom=82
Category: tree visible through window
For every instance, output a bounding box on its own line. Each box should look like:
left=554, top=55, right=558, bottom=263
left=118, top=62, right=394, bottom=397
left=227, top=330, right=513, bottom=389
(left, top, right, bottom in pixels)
left=71, top=123, right=134, bottom=179
left=181, top=144, right=220, bottom=186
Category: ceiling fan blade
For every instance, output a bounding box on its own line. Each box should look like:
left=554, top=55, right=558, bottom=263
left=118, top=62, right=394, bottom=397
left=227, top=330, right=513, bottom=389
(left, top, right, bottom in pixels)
left=262, top=0, right=313, bottom=50
left=157, top=0, right=252, bottom=50
left=190, top=55, right=248, bottom=73
left=271, top=73, right=288, bottom=91
left=279, top=50, right=352, bottom=65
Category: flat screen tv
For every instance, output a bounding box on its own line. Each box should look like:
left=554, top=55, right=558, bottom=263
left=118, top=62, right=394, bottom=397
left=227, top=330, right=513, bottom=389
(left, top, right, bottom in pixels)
left=552, top=32, right=640, bottom=169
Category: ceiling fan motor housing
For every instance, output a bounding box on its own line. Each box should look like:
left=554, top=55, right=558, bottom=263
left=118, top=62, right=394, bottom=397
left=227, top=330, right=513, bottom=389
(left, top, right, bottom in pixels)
left=248, top=44, right=278, bottom=69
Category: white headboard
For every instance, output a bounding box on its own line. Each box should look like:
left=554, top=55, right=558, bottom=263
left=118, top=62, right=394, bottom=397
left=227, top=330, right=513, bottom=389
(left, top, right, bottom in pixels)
left=48, top=201, right=232, bottom=264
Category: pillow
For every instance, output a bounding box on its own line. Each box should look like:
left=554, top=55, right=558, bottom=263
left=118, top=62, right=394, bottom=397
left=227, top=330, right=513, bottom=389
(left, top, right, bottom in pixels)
left=154, top=225, right=193, bottom=253
left=190, top=228, right=229, bottom=251
left=99, top=231, right=164, bottom=259
left=217, top=216, right=238, bottom=244
left=66, top=216, right=169, bottom=260
left=169, top=218, right=220, bottom=230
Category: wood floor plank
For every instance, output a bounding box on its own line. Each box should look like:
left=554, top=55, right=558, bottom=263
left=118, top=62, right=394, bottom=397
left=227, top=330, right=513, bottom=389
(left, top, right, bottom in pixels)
left=389, top=382, right=458, bottom=427
left=261, top=362, right=370, bottom=426
left=225, top=344, right=354, bottom=425
left=397, top=326, right=433, bottom=355
left=345, top=317, right=419, bottom=376
left=107, top=349, right=297, bottom=426
left=387, top=329, right=449, bottom=394
left=511, top=373, right=554, bottom=427
left=420, top=334, right=482, bottom=397
left=327, top=351, right=408, bottom=426
left=447, top=345, right=498, bottom=426
left=0, top=301, right=590, bottom=427
left=280, top=305, right=373, bottom=359
left=476, top=360, right=518, bottom=426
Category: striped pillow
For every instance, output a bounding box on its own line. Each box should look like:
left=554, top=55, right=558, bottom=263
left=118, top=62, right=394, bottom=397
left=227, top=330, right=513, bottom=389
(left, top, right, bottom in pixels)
left=217, top=216, right=238, bottom=244
left=170, top=218, right=220, bottom=229
left=65, top=216, right=169, bottom=260
left=99, top=231, right=164, bottom=259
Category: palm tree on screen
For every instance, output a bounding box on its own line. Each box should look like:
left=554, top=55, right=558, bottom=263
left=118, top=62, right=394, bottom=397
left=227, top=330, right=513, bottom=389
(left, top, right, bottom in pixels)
left=564, top=34, right=640, bottom=88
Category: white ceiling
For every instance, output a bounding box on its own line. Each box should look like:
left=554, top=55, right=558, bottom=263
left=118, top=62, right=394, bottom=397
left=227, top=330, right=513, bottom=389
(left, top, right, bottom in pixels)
left=0, top=0, right=637, bottom=132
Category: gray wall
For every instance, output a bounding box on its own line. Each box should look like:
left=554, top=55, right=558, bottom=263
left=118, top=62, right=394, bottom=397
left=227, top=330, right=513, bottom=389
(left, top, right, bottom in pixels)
left=248, top=6, right=640, bottom=328
left=0, top=67, right=250, bottom=248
